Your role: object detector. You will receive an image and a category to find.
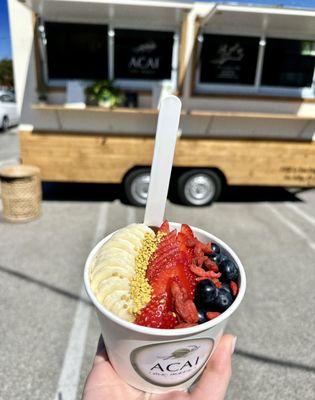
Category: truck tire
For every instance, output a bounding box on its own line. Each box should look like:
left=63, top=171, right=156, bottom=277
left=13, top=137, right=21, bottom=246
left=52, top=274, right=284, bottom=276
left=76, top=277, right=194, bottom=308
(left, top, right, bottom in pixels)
left=1, top=116, right=9, bottom=132
left=124, top=168, right=150, bottom=207
left=177, top=169, right=222, bottom=206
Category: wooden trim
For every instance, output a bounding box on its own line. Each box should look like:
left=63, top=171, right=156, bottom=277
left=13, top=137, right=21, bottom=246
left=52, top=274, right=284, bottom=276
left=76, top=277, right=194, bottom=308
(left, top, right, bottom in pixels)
left=46, top=86, right=66, bottom=93
left=189, top=110, right=315, bottom=120
left=36, top=86, right=150, bottom=95
left=19, top=131, right=315, bottom=187
left=30, top=103, right=315, bottom=120
left=190, top=92, right=315, bottom=103
left=189, top=17, right=201, bottom=97
left=177, top=12, right=189, bottom=93
left=31, top=104, right=160, bottom=114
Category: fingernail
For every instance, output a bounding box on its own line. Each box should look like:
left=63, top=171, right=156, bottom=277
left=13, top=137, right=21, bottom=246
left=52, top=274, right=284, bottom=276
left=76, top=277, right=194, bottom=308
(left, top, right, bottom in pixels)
left=231, top=336, right=237, bottom=355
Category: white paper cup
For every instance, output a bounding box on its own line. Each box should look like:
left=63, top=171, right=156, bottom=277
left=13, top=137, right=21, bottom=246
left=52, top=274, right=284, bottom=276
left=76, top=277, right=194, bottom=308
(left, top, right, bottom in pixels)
left=84, top=222, right=246, bottom=394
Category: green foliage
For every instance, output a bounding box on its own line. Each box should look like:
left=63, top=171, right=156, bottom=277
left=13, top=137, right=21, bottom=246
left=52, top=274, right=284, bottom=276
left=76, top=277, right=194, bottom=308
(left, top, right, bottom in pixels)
left=85, top=80, right=123, bottom=107
left=0, top=59, right=14, bottom=88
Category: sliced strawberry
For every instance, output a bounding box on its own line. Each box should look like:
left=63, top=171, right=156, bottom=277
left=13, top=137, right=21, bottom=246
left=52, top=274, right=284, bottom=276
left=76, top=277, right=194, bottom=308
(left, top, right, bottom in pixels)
left=149, top=229, right=196, bottom=299
left=135, top=294, right=177, bottom=329
left=147, top=248, right=180, bottom=281
left=158, top=220, right=170, bottom=234
left=181, top=224, right=194, bottom=239
left=152, top=232, right=178, bottom=261
left=150, top=263, right=184, bottom=296
left=150, top=245, right=179, bottom=267
left=177, top=232, right=187, bottom=250
left=157, top=230, right=177, bottom=248
left=147, top=258, right=178, bottom=281
left=147, top=230, right=179, bottom=280
left=150, top=242, right=179, bottom=264
left=177, top=232, right=195, bottom=254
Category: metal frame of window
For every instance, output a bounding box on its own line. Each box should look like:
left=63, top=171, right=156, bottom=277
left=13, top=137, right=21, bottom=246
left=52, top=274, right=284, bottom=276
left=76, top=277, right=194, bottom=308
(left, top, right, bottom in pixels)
left=37, top=19, right=50, bottom=86
left=194, top=31, right=315, bottom=98
left=112, top=28, right=179, bottom=91
left=38, top=20, right=109, bottom=87
left=38, top=21, right=178, bottom=91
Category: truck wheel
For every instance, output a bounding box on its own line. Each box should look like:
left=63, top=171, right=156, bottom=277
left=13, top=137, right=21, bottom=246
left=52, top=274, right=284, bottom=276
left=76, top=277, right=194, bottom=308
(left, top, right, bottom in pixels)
left=124, top=168, right=150, bottom=207
left=1, top=116, right=9, bottom=132
left=177, top=169, right=222, bottom=206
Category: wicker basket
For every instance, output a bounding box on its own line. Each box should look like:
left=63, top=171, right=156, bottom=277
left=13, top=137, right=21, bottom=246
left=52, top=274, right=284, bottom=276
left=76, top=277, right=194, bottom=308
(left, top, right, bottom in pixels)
left=0, top=165, right=42, bottom=222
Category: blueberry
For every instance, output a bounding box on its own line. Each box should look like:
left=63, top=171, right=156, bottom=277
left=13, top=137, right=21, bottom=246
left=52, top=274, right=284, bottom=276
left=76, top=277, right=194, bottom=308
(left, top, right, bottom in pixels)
left=195, top=279, right=218, bottom=307
left=208, top=252, right=221, bottom=264
left=221, top=283, right=231, bottom=294
left=197, top=307, right=208, bottom=324
left=214, top=288, right=233, bottom=312
left=211, top=243, right=221, bottom=254
left=219, top=258, right=239, bottom=282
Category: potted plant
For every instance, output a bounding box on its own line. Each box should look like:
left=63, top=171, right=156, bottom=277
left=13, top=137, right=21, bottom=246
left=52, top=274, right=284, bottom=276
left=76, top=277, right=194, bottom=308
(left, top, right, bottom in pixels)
left=85, top=80, right=123, bottom=108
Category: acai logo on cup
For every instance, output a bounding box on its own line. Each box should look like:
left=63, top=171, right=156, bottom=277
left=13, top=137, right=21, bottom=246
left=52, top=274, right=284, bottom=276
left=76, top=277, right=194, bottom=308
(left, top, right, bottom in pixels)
left=130, top=338, right=214, bottom=387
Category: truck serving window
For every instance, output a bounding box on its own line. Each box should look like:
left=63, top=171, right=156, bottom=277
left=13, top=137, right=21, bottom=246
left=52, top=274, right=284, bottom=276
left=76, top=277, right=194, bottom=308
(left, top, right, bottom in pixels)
left=261, top=39, right=315, bottom=88
left=45, top=22, right=108, bottom=80
left=114, top=29, right=174, bottom=80
left=199, top=34, right=260, bottom=85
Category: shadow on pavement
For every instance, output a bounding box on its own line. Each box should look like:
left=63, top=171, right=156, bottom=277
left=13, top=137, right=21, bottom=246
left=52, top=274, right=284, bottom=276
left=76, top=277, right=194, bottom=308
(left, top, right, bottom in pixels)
left=0, top=264, right=91, bottom=306
left=235, top=348, right=315, bottom=373
left=42, top=182, right=304, bottom=204
left=1, top=263, right=314, bottom=374
left=42, top=182, right=123, bottom=202
left=218, top=185, right=302, bottom=203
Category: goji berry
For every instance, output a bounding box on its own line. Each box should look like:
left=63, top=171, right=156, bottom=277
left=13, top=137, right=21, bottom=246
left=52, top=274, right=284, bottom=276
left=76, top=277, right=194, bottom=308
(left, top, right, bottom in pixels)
left=206, top=311, right=221, bottom=320
left=230, top=281, right=238, bottom=297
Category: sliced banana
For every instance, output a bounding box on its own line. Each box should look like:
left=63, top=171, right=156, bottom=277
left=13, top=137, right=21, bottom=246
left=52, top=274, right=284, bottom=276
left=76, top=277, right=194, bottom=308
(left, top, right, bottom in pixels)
left=112, top=302, right=135, bottom=322
left=114, top=306, right=135, bottom=322
left=94, top=248, right=134, bottom=264
left=103, top=290, right=130, bottom=310
left=91, top=265, right=133, bottom=287
left=95, top=276, right=130, bottom=303
left=130, top=226, right=155, bottom=241
left=91, top=258, right=134, bottom=279
left=116, top=231, right=144, bottom=249
left=103, top=238, right=136, bottom=253
left=89, top=223, right=155, bottom=321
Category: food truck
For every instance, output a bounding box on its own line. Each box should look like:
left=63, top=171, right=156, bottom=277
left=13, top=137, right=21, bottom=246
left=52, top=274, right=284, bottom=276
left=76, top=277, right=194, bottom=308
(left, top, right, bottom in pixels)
left=8, top=0, right=315, bottom=206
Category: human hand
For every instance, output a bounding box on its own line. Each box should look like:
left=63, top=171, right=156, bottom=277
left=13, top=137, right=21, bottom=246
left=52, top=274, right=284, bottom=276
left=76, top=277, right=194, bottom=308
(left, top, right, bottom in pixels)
left=82, top=334, right=236, bottom=400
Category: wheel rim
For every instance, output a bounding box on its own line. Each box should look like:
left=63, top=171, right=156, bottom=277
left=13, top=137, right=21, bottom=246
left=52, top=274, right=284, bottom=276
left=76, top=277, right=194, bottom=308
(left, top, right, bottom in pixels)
left=130, top=173, right=150, bottom=205
left=3, top=118, right=8, bottom=130
left=184, top=174, right=215, bottom=205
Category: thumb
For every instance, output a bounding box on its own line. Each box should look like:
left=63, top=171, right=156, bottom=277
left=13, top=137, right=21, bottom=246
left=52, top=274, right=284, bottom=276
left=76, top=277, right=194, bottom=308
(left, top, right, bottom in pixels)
left=191, top=334, right=236, bottom=400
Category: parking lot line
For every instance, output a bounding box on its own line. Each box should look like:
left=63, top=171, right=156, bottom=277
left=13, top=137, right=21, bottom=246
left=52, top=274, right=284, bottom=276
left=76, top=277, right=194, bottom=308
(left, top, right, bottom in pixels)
left=126, top=206, right=136, bottom=225
left=0, top=157, right=20, bottom=167
left=54, top=203, right=109, bottom=400
left=266, top=203, right=315, bottom=251
left=285, top=202, right=315, bottom=227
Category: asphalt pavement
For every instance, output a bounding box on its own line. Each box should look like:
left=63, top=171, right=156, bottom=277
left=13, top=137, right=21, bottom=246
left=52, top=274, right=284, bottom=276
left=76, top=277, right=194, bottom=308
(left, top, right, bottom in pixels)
left=0, top=127, right=19, bottom=168
left=0, top=130, right=315, bottom=400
